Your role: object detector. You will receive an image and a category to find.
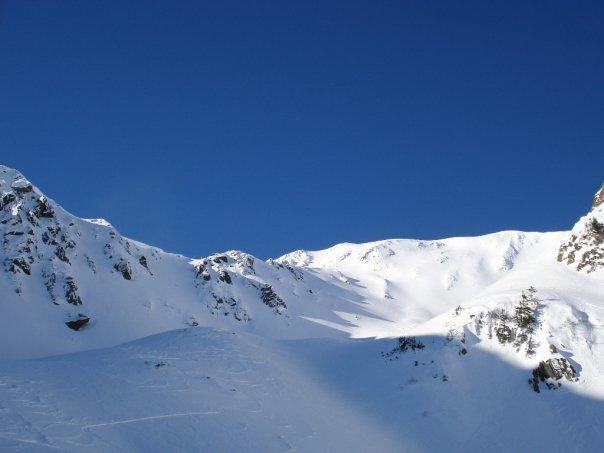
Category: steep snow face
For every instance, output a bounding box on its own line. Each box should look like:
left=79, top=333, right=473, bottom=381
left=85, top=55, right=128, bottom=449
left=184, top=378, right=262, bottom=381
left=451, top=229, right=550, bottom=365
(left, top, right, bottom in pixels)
left=558, top=184, right=604, bottom=273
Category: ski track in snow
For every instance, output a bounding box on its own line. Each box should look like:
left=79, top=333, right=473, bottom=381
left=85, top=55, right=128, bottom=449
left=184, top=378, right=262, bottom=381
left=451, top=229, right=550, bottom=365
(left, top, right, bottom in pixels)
left=81, top=411, right=220, bottom=430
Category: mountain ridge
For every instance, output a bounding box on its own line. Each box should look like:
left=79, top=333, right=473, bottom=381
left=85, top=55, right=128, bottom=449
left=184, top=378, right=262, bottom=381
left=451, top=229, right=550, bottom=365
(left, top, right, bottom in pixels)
left=0, top=164, right=603, bottom=451
left=1, top=163, right=602, bottom=360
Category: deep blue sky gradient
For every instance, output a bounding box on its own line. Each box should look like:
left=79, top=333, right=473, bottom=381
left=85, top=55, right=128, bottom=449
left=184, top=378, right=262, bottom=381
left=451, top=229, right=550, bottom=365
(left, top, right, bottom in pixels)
left=1, top=1, right=603, bottom=258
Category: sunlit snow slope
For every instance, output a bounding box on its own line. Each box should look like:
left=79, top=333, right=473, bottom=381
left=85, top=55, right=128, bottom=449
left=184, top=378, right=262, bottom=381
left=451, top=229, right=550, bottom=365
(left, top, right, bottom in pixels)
left=0, top=164, right=602, bottom=452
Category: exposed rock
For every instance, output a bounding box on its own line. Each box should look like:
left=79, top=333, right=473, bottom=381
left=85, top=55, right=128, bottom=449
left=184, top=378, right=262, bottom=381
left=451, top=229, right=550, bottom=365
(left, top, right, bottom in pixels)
left=260, top=284, right=286, bottom=310
left=114, top=259, right=133, bottom=280
left=9, top=257, right=31, bottom=275
left=11, top=178, right=33, bottom=194
left=43, top=270, right=57, bottom=302
left=558, top=218, right=604, bottom=273
left=558, top=184, right=604, bottom=273
left=55, top=245, right=69, bottom=263
left=218, top=270, right=232, bottom=284
left=529, top=357, right=578, bottom=393
left=34, top=197, right=54, bottom=218
left=65, top=315, right=90, bottom=331
left=0, top=193, right=16, bottom=209
left=65, top=278, right=83, bottom=305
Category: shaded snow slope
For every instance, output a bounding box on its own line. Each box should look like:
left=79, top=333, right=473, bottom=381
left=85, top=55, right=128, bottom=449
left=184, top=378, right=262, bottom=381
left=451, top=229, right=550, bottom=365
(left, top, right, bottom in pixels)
left=0, top=327, right=601, bottom=452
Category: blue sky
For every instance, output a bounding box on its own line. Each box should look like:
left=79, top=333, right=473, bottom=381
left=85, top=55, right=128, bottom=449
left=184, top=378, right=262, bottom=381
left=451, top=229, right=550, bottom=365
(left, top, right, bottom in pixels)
left=1, top=1, right=603, bottom=258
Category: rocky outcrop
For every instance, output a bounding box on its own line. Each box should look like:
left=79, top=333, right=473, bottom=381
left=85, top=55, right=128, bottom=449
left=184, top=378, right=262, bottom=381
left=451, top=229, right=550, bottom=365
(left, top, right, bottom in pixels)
left=218, top=270, right=232, bottom=284
left=65, top=278, right=83, bottom=305
left=65, top=315, right=90, bottom=331
left=192, top=251, right=292, bottom=320
left=558, top=217, right=604, bottom=273
left=259, top=284, right=286, bottom=311
left=529, top=357, right=578, bottom=393
left=558, top=184, right=604, bottom=273
left=0, top=165, right=157, bottom=311
left=114, top=259, right=133, bottom=280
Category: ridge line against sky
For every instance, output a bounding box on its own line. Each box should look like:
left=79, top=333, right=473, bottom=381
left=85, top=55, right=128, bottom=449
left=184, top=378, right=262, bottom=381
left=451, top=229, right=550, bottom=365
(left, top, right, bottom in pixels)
left=1, top=0, right=603, bottom=258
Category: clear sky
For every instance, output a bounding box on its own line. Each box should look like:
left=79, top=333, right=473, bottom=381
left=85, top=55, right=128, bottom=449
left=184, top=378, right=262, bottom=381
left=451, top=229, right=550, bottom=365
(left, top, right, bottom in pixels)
left=1, top=1, right=603, bottom=259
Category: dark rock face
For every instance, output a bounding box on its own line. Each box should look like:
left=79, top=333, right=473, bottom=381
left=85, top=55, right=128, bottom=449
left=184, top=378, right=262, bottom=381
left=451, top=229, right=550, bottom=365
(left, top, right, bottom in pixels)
left=0, top=193, right=16, bottom=209
left=65, top=316, right=90, bottom=331
left=138, top=255, right=148, bottom=269
left=9, top=257, right=31, bottom=275
left=114, top=260, right=133, bottom=280
left=65, top=278, right=83, bottom=305
left=12, top=180, right=33, bottom=194
left=34, top=197, right=54, bottom=218
left=0, top=171, right=89, bottom=309
left=55, top=245, right=69, bottom=263
left=529, top=357, right=578, bottom=393
left=260, top=284, right=286, bottom=310
left=218, top=270, right=232, bottom=284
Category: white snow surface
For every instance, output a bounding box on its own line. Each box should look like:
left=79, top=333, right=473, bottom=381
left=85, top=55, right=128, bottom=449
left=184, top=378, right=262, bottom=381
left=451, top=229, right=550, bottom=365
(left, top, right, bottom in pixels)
left=0, top=165, right=602, bottom=452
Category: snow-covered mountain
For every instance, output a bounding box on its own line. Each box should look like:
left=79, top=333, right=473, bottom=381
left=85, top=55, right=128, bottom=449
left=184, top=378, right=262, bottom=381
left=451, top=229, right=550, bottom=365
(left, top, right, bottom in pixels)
left=0, top=164, right=602, bottom=452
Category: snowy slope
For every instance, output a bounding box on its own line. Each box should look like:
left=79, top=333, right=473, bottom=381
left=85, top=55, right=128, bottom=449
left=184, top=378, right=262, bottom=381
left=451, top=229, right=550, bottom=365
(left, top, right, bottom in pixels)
left=0, top=328, right=602, bottom=452
left=0, top=164, right=603, bottom=452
